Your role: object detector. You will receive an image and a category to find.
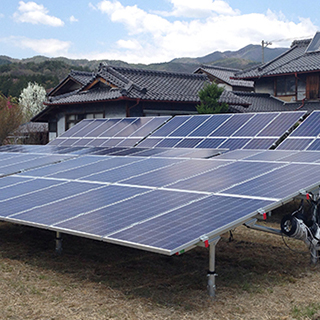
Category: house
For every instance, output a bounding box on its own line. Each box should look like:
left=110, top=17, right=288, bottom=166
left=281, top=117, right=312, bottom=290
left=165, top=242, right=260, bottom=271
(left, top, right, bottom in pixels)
left=194, top=65, right=254, bottom=92
left=234, top=32, right=320, bottom=111
left=32, top=64, right=210, bottom=140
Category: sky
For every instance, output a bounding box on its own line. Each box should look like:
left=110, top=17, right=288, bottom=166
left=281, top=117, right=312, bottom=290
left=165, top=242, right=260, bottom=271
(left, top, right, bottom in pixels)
left=0, top=0, right=319, bottom=64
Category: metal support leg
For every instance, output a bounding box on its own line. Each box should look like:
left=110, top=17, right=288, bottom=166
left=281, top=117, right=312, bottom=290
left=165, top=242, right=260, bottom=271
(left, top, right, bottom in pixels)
left=310, top=192, right=320, bottom=265
left=207, top=237, right=220, bottom=298
left=55, top=232, right=63, bottom=255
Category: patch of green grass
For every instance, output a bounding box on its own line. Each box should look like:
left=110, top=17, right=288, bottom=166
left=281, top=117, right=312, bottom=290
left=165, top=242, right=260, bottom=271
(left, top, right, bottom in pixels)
left=292, top=303, right=320, bottom=319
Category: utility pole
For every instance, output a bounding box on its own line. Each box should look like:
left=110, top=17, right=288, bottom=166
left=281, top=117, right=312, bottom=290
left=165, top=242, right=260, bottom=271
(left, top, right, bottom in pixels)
left=261, top=40, right=272, bottom=64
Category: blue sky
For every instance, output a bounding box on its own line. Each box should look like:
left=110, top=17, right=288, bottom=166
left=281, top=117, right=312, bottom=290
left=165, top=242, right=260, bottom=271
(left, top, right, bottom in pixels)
left=0, top=0, right=319, bottom=64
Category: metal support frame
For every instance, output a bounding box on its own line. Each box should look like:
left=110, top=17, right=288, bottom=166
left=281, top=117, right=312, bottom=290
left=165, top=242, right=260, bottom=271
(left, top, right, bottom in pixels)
left=207, top=236, right=220, bottom=298
left=55, top=232, right=63, bottom=255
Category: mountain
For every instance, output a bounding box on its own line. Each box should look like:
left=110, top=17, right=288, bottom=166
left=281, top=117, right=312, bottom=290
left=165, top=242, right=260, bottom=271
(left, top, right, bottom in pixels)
left=0, top=44, right=287, bottom=97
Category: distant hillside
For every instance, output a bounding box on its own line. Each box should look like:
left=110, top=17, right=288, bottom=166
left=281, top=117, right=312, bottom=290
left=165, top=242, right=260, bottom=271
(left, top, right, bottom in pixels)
left=0, top=44, right=287, bottom=98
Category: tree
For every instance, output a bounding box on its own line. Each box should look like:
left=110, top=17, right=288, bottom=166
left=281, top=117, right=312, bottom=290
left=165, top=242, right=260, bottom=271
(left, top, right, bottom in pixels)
left=19, top=82, right=47, bottom=122
left=0, top=94, right=23, bottom=145
left=196, top=82, right=229, bottom=114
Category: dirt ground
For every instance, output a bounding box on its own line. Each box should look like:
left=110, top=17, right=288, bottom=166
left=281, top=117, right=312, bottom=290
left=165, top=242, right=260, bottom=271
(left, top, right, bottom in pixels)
left=0, top=201, right=320, bottom=320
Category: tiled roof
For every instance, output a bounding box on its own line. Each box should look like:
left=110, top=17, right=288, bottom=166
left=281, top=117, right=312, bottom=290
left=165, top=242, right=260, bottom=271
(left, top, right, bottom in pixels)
left=235, top=36, right=317, bottom=79
left=46, top=64, right=209, bottom=105
left=226, top=92, right=291, bottom=113
left=196, top=65, right=254, bottom=88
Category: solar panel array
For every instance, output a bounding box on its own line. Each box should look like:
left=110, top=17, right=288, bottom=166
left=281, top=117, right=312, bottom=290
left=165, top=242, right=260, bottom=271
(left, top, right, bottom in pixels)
left=0, top=110, right=319, bottom=256
left=49, top=116, right=171, bottom=148
left=0, top=146, right=319, bottom=254
left=137, top=112, right=306, bottom=150
left=277, top=111, right=320, bottom=150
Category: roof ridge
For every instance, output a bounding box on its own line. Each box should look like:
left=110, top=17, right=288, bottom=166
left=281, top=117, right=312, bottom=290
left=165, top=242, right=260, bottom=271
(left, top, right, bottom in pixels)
left=235, top=42, right=303, bottom=78
left=112, top=65, right=208, bottom=79
left=200, top=64, right=240, bottom=72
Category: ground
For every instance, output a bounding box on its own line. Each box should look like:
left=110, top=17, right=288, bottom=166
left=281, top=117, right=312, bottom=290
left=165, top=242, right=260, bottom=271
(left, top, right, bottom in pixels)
left=0, top=201, right=319, bottom=320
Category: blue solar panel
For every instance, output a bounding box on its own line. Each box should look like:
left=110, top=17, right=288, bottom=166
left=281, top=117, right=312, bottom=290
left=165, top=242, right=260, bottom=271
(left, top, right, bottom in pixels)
left=0, top=154, right=73, bottom=176
left=151, top=116, right=191, bottom=137
left=169, top=115, right=211, bottom=137
left=244, top=150, right=296, bottom=161
left=97, top=119, right=125, bottom=137
left=10, top=185, right=146, bottom=226
left=174, top=138, right=203, bottom=148
left=104, top=118, right=137, bottom=137
left=154, top=138, right=182, bottom=148
left=279, top=151, right=320, bottom=163
left=80, top=157, right=182, bottom=183
left=121, top=159, right=230, bottom=188
left=219, top=138, right=251, bottom=150
left=135, top=138, right=163, bottom=148
left=169, top=161, right=283, bottom=193
left=57, top=120, right=92, bottom=138
left=210, top=114, right=253, bottom=137
left=47, top=157, right=141, bottom=180
left=85, top=119, right=121, bottom=137
left=258, top=112, right=305, bottom=137
left=215, top=149, right=262, bottom=160
left=277, top=138, right=314, bottom=150
left=291, top=111, right=320, bottom=137
left=130, top=117, right=171, bottom=137
left=196, top=138, right=226, bottom=149
left=233, top=113, right=278, bottom=136
left=307, top=139, right=320, bottom=150
left=54, top=190, right=205, bottom=237
left=223, top=163, right=320, bottom=199
left=108, top=195, right=273, bottom=252
left=18, top=155, right=106, bottom=177
left=114, top=117, right=150, bottom=137
left=243, top=138, right=278, bottom=149
left=189, top=114, right=232, bottom=137
left=0, top=178, right=63, bottom=201
left=0, top=181, right=102, bottom=218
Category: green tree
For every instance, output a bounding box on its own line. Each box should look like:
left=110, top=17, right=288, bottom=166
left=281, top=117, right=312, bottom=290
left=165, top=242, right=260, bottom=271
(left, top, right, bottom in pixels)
left=196, top=82, right=229, bottom=114
left=0, top=93, right=23, bottom=145
left=19, top=82, right=47, bottom=122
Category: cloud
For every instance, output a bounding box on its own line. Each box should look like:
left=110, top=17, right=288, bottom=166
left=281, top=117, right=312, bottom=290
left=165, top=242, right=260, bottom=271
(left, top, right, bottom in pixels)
left=160, top=0, right=240, bottom=18
left=69, top=15, right=78, bottom=23
left=91, top=0, right=318, bottom=64
left=13, top=1, right=64, bottom=27
left=2, top=36, right=71, bottom=56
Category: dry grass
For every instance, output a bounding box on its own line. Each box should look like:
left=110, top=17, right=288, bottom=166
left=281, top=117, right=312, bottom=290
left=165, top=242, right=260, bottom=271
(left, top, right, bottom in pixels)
left=0, top=201, right=320, bottom=319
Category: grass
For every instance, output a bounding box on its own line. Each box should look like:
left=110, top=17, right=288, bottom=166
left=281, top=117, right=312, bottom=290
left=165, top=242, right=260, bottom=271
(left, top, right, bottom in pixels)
left=0, top=201, right=319, bottom=319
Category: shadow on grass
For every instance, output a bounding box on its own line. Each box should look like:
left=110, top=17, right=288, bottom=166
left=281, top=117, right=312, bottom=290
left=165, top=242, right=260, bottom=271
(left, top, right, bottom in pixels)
left=0, top=206, right=313, bottom=312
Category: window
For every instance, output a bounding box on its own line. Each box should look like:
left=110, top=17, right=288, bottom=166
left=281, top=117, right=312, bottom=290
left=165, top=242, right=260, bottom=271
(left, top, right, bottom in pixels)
left=66, top=113, right=104, bottom=130
left=276, top=76, right=296, bottom=96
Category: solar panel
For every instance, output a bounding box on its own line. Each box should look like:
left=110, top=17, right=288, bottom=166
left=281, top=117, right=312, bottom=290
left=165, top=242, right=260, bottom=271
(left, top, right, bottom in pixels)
left=218, top=138, right=251, bottom=150
left=232, top=113, right=278, bottom=136
left=151, top=116, right=191, bottom=137
left=276, top=111, right=320, bottom=151
left=54, top=190, right=205, bottom=238
left=291, top=111, right=320, bottom=137
left=307, top=139, right=320, bottom=150
left=210, top=113, right=254, bottom=137
left=168, top=115, right=211, bottom=137
left=189, top=114, right=232, bottom=136
left=257, top=112, right=305, bottom=137
left=169, top=160, right=284, bottom=193
left=277, top=138, right=314, bottom=150
left=243, top=138, right=278, bottom=150
left=0, top=152, right=73, bottom=176
left=138, top=112, right=305, bottom=151
left=107, top=195, right=274, bottom=253
left=121, top=159, right=231, bottom=188
left=223, top=163, right=320, bottom=199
